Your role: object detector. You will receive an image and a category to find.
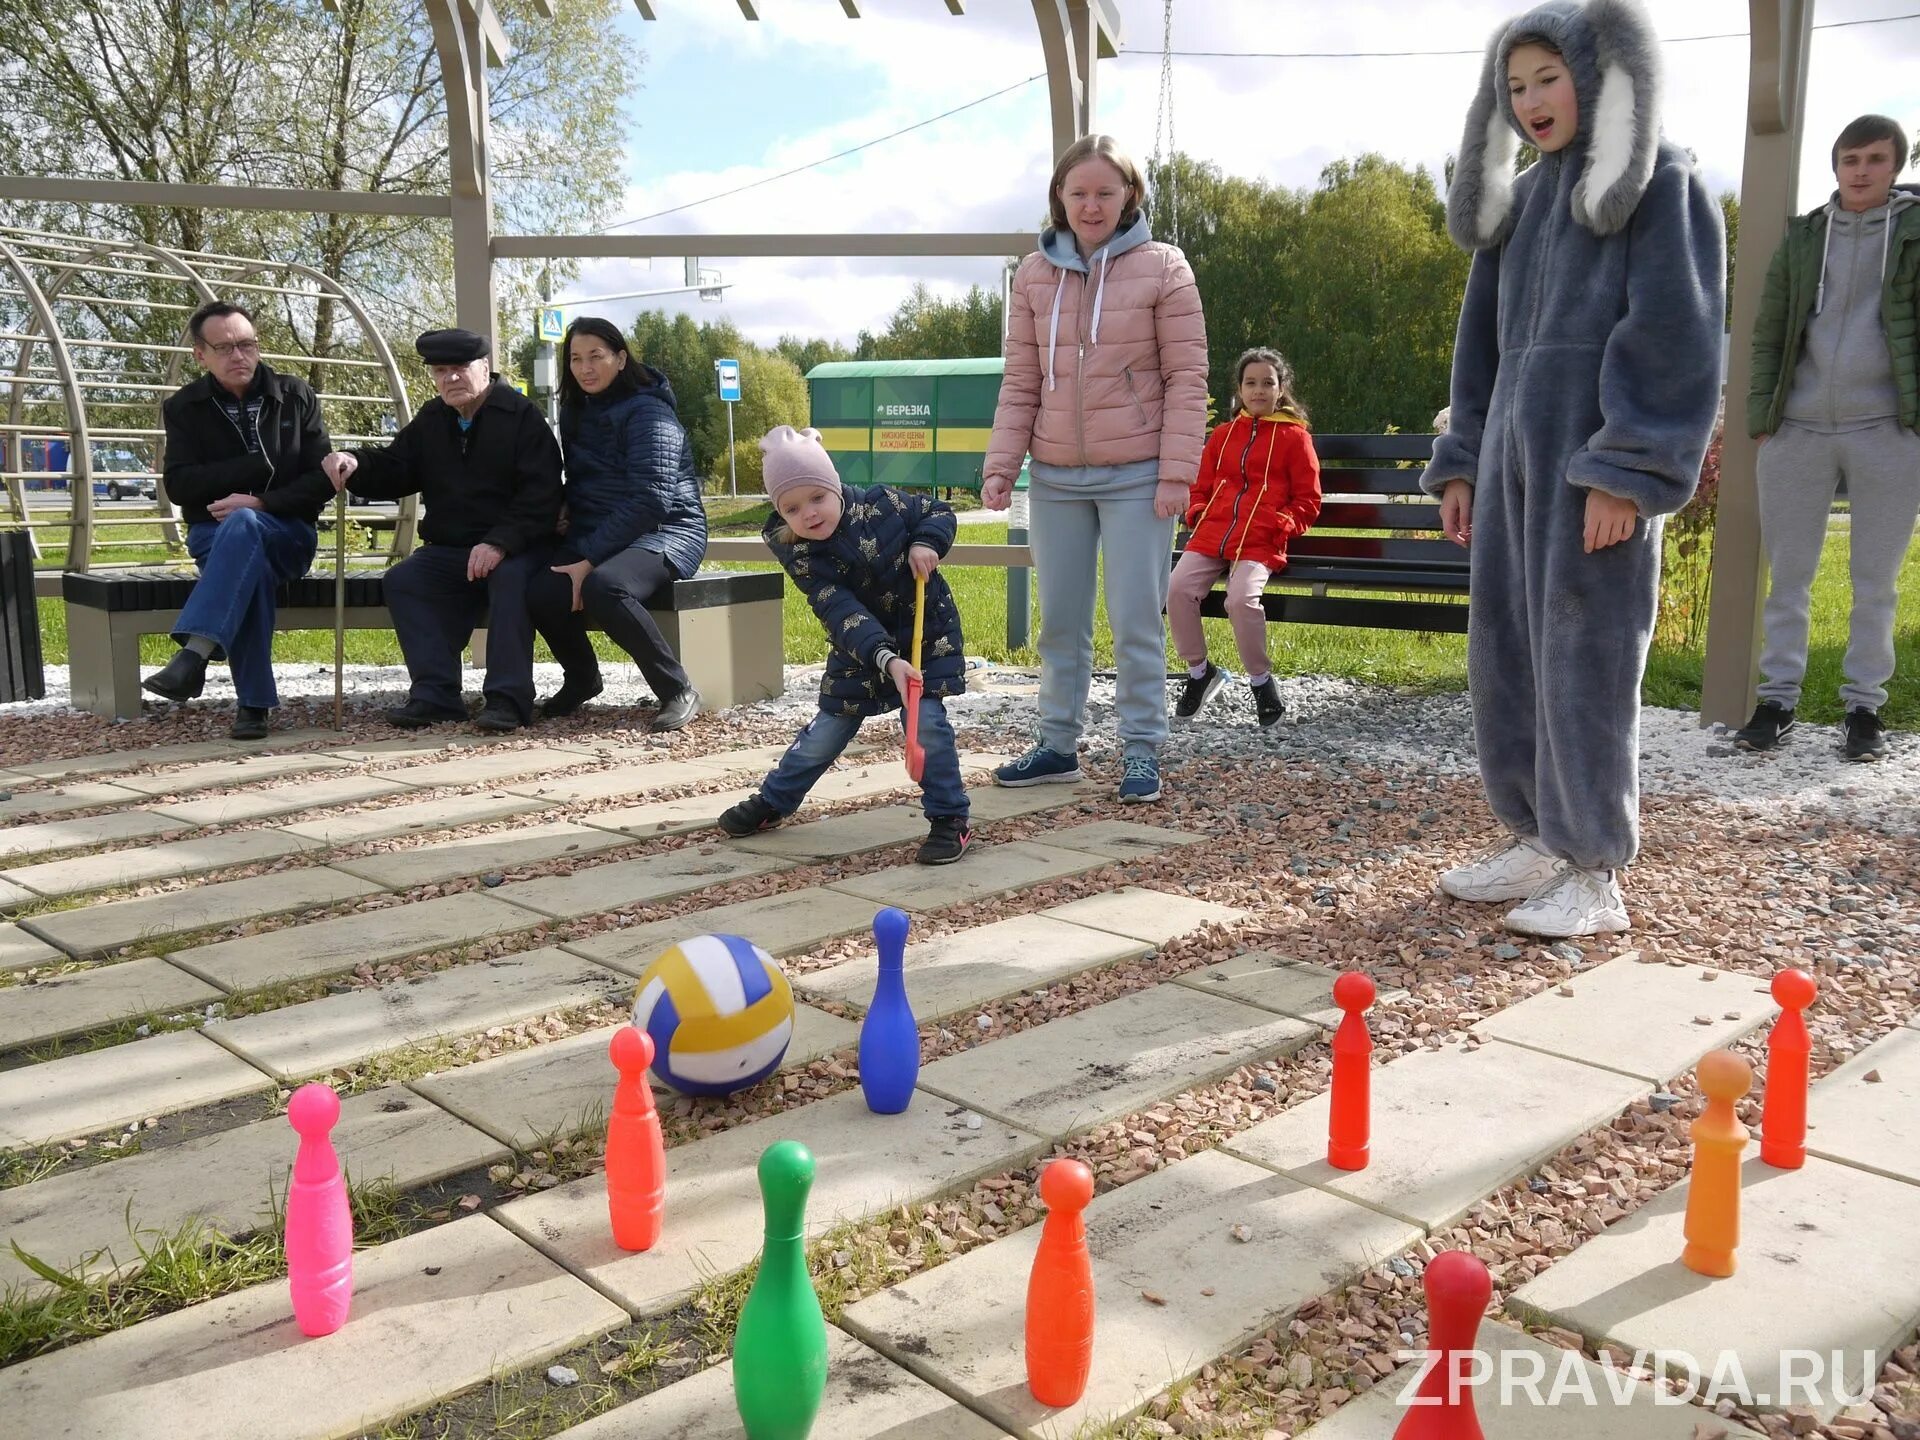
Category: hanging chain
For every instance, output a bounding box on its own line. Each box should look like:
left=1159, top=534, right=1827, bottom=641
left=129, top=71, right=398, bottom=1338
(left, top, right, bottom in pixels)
left=1150, top=0, right=1179, bottom=246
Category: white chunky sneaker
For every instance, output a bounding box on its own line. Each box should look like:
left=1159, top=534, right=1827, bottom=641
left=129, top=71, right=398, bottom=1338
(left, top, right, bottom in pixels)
left=1436, top=836, right=1563, bottom=903
left=1502, top=866, right=1630, bottom=938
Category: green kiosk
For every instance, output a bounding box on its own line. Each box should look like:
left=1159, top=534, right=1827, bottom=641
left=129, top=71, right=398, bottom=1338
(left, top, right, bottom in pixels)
left=803, top=357, right=1031, bottom=644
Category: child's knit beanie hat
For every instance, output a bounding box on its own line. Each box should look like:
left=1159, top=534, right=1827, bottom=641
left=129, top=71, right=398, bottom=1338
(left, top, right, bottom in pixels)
left=760, top=426, right=843, bottom=506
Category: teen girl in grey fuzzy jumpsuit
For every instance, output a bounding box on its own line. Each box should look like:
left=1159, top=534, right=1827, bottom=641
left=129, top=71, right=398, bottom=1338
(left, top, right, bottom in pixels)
left=1422, top=0, right=1725, bottom=938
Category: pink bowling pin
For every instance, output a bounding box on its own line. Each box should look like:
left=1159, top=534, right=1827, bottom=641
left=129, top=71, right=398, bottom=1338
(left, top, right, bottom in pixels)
left=285, top=1082, right=353, bottom=1337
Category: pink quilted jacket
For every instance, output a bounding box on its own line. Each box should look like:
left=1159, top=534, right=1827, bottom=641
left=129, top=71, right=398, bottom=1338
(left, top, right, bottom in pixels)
left=985, top=220, right=1210, bottom=487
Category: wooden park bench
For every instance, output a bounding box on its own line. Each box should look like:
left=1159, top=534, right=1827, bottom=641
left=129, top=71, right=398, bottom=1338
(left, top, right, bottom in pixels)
left=61, top=566, right=784, bottom=720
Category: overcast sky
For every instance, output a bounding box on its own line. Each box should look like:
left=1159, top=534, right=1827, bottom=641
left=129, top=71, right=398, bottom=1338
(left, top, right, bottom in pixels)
left=530, top=0, right=1920, bottom=349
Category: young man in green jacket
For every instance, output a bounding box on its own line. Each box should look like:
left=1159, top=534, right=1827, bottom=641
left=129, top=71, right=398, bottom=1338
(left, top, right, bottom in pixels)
left=1741, top=114, right=1920, bottom=761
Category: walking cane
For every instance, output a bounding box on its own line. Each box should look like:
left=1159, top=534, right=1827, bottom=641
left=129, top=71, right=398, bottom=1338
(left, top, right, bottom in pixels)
left=332, top=488, right=346, bottom=730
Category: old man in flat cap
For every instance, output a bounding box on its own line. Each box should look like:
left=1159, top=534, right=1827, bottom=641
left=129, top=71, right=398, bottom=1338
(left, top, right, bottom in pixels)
left=322, top=328, right=562, bottom=732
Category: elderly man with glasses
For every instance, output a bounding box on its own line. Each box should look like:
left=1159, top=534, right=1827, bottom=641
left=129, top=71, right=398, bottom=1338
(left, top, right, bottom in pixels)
left=144, top=300, right=340, bottom=739
left=322, top=328, right=562, bottom=732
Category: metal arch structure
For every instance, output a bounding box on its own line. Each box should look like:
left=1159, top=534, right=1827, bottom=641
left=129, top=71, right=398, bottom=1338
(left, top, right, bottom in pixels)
left=0, top=224, right=416, bottom=573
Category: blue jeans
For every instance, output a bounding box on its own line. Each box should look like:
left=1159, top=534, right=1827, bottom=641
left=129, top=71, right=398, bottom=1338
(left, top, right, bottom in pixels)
left=177, top=509, right=318, bottom=709
left=759, top=700, right=968, bottom=821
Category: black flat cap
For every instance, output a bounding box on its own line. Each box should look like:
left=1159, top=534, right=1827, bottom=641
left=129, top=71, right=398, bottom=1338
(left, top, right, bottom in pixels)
left=415, top=328, right=490, bottom=365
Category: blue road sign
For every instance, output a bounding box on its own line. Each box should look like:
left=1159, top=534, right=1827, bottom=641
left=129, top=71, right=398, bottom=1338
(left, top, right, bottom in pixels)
left=537, top=307, right=565, bottom=343
left=715, top=358, right=742, bottom=403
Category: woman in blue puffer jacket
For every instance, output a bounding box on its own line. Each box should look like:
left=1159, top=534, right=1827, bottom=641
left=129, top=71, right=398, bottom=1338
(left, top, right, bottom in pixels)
left=526, top=316, right=709, bottom=731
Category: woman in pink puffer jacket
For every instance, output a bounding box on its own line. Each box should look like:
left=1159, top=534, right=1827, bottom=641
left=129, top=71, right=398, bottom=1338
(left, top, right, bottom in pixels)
left=981, top=134, right=1210, bottom=804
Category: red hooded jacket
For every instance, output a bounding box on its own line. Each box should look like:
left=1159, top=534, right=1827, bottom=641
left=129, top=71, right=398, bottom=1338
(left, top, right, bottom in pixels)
left=1183, top=410, right=1322, bottom=570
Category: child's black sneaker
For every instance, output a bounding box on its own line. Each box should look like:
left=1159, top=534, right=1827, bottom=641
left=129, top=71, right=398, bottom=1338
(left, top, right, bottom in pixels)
left=916, top=816, right=970, bottom=866
left=1844, top=707, right=1888, bottom=761
left=1174, top=662, right=1226, bottom=720
left=1732, top=700, right=1795, bottom=752
left=718, top=794, right=783, bottom=837
left=1251, top=676, right=1285, bottom=729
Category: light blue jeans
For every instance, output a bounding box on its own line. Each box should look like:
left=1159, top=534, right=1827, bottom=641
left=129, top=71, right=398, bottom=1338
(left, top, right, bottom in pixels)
left=1028, top=472, right=1175, bottom=756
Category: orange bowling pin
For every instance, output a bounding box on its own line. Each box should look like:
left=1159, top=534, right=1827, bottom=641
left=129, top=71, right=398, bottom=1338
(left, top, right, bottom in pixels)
left=1328, top=971, right=1375, bottom=1171
left=1760, top=969, right=1816, bottom=1169
left=1680, top=1049, right=1752, bottom=1278
left=1025, top=1157, right=1095, bottom=1407
left=607, top=1026, right=667, bottom=1251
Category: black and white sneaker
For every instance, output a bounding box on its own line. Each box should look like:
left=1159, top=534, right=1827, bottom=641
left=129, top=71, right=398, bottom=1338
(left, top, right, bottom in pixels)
left=916, top=816, right=970, bottom=866
left=1251, top=677, right=1285, bottom=729
left=718, top=794, right=783, bottom=837
left=1732, top=701, right=1795, bottom=752
left=1174, top=662, right=1227, bottom=720
left=1844, top=707, right=1889, bottom=761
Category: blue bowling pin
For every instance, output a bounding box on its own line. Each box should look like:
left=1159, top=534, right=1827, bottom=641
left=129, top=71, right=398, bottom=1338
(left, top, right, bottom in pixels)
left=858, top=906, right=919, bottom=1114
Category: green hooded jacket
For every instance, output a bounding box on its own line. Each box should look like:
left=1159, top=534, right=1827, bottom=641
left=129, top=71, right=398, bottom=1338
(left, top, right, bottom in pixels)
left=1748, top=183, right=1920, bottom=437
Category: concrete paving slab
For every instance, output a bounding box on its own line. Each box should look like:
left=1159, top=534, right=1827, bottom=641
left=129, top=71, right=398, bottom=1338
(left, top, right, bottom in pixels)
left=1223, top=1039, right=1649, bottom=1234
left=0, top=1030, right=272, bottom=1148
left=564, top=886, right=882, bottom=973
left=1472, top=957, right=1779, bottom=1085
left=169, top=892, right=546, bottom=991
left=0, top=922, right=61, bottom=973
left=1, top=874, right=39, bottom=909
left=316, top=733, right=499, bottom=761
left=961, top=779, right=1103, bottom=822
left=411, top=1004, right=859, bottom=1149
left=204, top=948, right=631, bottom=1082
left=490, top=846, right=792, bottom=920
left=841, top=1148, right=1421, bottom=1440
left=1039, top=887, right=1251, bottom=945
left=279, top=789, right=551, bottom=845
left=1041, top=819, right=1206, bottom=861
left=374, top=744, right=597, bottom=790
left=329, top=820, right=632, bottom=890
left=0, top=1215, right=628, bottom=1440
left=568, top=1327, right=1013, bottom=1440
left=0, top=781, right=151, bottom=821
left=1508, top=1155, right=1920, bottom=1420
left=23, top=866, right=384, bottom=958
left=733, top=804, right=929, bottom=860
left=1294, top=1320, right=1768, bottom=1439
left=681, top=742, right=805, bottom=773
left=146, top=774, right=411, bottom=827
left=0, top=956, right=224, bottom=1051
left=0, top=809, right=191, bottom=862
left=501, top=758, right=740, bottom=804
left=2, top=827, right=326, bottom=899
left=798, top=913, right=1151, bottom=1022
left=108, top=752, right=357, bottom=797
left=575, top=786, right=760, bottom=839
left=1175, top=951, right=1410, bottom=1027
left=3, top=740, right=239, bottom=782
left=0, top=1084, right=506, bottom=1292
left=917, top=983, right=1315, bottom=1140
left=805, top=761, right=928, bottom=804
left=1804, top=1022, right=1920, bottom=1186
left=494, top=1087, right=1045, bottom=1317
left=831, top=841, right=1108, bottom=914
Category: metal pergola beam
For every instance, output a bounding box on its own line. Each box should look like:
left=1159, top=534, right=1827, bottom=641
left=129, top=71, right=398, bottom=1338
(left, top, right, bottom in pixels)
left=493, top=232, right=1036, bottom=259
left=1700, top=0, right=1815, bottom=727
left=0, top=176, right=451, bottom=218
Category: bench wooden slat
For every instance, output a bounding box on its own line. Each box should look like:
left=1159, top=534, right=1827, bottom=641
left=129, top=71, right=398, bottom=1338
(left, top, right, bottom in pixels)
left=1313, top=502, right=1441, bottom=531
left=1287, top=535, right=1465, bottom=566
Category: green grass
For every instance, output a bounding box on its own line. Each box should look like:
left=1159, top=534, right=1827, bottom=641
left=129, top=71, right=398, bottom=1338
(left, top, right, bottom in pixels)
left=28, top=521, right=1918, bottom=727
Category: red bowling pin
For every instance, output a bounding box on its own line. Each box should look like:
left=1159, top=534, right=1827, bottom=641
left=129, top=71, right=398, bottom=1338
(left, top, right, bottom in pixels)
left=1025, top=1158, right=1095, bottom=1407
left=284, top=1082, right=353, bottom=1337
left=607, top=1026, right=667, bottom=1251
left=1760, top=969, right=1816, bottom=1169
left=1328, top=971, right=1375, bottom=1171
left=1394, top=1249, right=1491, bottom=1440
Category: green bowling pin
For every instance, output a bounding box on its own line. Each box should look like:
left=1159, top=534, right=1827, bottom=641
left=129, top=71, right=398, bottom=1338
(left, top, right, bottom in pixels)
left=733, top=1140, right=828, bottom=1439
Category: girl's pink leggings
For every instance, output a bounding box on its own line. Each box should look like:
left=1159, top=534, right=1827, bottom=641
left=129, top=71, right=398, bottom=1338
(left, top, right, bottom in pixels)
left=1167, top=549, right=1272, bottom=674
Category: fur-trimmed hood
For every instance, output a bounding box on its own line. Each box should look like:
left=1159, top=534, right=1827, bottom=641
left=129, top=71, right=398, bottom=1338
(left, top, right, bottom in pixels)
left=1447, top=0, right=1663, bottom=249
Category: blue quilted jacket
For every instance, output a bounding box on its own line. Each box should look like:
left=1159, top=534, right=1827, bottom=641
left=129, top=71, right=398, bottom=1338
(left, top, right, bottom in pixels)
left=764, top=484, right=964, bottom=718
left=558, top=368, right=707, bottom=577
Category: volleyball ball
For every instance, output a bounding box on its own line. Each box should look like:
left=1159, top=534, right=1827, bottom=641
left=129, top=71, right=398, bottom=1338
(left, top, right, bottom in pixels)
left=630, top=934, right=795, bottom=1097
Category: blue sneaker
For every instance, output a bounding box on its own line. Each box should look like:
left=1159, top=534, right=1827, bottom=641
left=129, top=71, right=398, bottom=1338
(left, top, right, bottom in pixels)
left=993, top=744, right=1084, bottom=788
left=1117, top=752, right=1162, bottom=804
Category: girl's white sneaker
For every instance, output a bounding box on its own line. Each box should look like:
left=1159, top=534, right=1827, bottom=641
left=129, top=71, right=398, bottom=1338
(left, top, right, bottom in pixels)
left=1436, top=836, right=1563, bottom=903
left=1502, top=867, right=1630, bottom=938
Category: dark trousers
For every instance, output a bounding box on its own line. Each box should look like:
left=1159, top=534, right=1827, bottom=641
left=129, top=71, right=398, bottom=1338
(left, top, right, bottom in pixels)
left=177, top=510, right=318, bottom=710
left=524, top=544, right=692, bottom=701
left=383, top=543, right=542, bottom=720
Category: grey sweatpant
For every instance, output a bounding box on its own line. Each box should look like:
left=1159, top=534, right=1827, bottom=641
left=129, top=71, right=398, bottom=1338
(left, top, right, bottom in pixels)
left=1756, top=420, right=1920, bottom=712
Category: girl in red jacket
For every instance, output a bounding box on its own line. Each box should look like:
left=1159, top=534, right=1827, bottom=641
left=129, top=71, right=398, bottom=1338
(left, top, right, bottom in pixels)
left=1168, top=348, right=1322, bottom=727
